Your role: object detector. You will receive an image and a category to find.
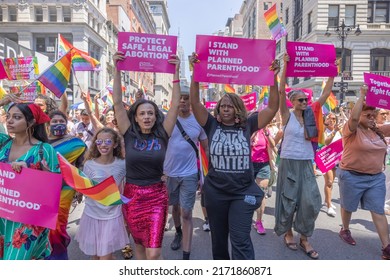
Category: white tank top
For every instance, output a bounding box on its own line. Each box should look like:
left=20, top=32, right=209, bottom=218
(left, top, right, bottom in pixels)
left=280, top=112, right=314, bottom=160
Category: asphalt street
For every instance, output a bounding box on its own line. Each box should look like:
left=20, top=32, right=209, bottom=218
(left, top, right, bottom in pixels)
left=67, top=174, right=389, bottom=260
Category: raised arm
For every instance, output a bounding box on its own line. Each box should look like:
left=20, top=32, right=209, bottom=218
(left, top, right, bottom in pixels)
left=58, top=93, right=68, bottom=115
left=112, top=51, right=131, bottom=135
left=316, top=76, right=335, bottom=106
left=258, top=60, right=280, bottom=129
left=80, top=91, right=104, bottom=131
left=162, top=55, right=181, bottom=137
left=279, top=53, right=290, bottom=126
left=189, top=53, right=208, bottom=126
left=347, top=84, right=367, bottom=133
left=93, top=94, right=101, bottom=120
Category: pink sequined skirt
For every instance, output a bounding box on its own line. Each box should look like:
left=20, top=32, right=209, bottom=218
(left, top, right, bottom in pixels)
left=122, top=182, right=168, bottom=248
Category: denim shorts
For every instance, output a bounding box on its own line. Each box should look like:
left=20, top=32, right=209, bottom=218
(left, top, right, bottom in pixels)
left=167, top=173, right=199, bottom=211
left=253, top=162, right=271, bottom=180
left=337, top=169, right=386, bottom=214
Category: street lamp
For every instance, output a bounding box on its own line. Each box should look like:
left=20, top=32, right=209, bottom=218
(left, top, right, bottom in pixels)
left=325, top=19, right=362, bottom=103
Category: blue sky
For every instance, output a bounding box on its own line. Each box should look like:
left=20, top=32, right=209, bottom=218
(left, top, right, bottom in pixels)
left=167, top=0, right=243, bottom=78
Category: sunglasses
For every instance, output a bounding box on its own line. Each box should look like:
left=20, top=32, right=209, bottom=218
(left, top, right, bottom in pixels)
left=297, top=98, right=308, bottom=103
left=95, top=139, right=113, bottom=146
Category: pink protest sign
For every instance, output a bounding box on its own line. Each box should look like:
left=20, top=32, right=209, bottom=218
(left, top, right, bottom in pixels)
left=5, top=57, right=39, bottom=80
left=0, top=163, right=62, bottom=229
left=205, top=101, right=217, bottom=110
left=364, top=72, right=390, bottom=110
left=194, top=35, right=276, bottom=85
left=0, top=60, right=9, bottom=79
left=314, top=139, right=343, bottom=173
left=241, top=92, right=257, bottom=111
left=117, top=32, right=177, bottom=74
left=286, top=42, right=337, bottom=77
left=285, top=88, right=313, bottom=107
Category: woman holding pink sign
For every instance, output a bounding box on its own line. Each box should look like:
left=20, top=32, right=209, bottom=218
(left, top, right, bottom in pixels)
left=337, top=85, right=390, bottom=260
left=0, top=96, right=60, bottom=260
left=112, top=51, right=181, bottom=260
left=275, top=53, right=335, bottom=260
left=189, top=53, right=280, bottom=260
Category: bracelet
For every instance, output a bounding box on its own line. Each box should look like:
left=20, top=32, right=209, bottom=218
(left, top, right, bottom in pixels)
left=172, top=79, right=180, bottom=84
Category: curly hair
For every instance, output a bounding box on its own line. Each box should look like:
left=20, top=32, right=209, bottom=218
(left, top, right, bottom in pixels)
left=84, top=127, right=124, bottom=162
left=213, top=93, right=248, bottom=128
left=35, top=94, right=58, bottom=114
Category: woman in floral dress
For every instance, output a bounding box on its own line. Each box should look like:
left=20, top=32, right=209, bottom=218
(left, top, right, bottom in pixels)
left=0, top=96, right=59, bottom=260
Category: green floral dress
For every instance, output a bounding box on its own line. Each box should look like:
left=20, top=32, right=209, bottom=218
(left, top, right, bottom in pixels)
left=0, top=133, right=60, bottom=260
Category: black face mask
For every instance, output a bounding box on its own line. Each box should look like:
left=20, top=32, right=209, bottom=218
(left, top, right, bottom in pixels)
left=50, top=123, right=67, bottom=136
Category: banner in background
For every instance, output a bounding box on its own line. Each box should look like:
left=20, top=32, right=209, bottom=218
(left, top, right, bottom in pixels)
left=117, top=32, right=177, bottom=74
left=315, top=139, right=343, bottom=173
left=241, top=92, right=257, bottom=111
left=194, top=35, right=275, bottom=85
left=364, top=72, right=390, bottom=110
left=286, top=42, right=337, bottom=77
left=9, top=81, right=45, bottom=102
left=4, top=56, right=39, bottom=80
left=0, top=162, right=62, bottom=229
left=205, top=101, right=217, bottom=110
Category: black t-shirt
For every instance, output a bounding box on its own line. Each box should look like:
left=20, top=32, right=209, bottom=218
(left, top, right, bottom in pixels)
left=203, top=112, right=262, bottom=195
left=124, top=129, right=168, bottom=186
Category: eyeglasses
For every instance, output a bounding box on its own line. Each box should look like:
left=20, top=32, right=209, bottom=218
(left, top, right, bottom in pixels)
left=95, top=139, right=113, bottom=146
left=297, top=98, right=308, bottom=103
left=362, top=113, right=375, bottom=119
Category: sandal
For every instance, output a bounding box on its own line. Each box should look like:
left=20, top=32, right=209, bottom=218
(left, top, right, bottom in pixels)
left=121, top=245, right=133, bottom=260
left=299, top=239, right=319, bottom=260
left=284, top=234, right=298, bottom=251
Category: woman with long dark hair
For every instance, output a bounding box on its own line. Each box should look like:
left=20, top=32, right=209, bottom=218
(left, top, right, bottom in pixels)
left=0, top=97, right=60, bottom=260
left=112, top=51, right=181, bottom=260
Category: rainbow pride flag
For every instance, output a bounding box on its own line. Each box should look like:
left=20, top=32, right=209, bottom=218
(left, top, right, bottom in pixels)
left=199, top=144, right=209, bottom=186
left=312, top=101, right=325, bottom=146
left=58, top=34, right=100, bottom=71
left=258, top=86, right=269, bottom=105
left=101, top=92, right=114, bottom=107
left=224, top=84, right=235, bottom=94
left=106, top=79, right=126, bottom=95
left=38, top=51, right=72, bottom=98
left=321, top=80, right=338, bottom=114
left=57, top=153, right=130, bottom=206
left=0, top=85, right=6, bottom=100
left=263, top=4, right=288, bottom=41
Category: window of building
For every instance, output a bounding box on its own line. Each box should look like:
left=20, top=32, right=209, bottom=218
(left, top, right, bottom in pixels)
left=328, top=5, right=339, bottom=27
left=336, top=48, right=352, bottom=72
left=293, top=77, right=300, bottom=85
left=294, top=0, right=303, bottom=16
left=264, top=2, right=272, bottom=10
left=8, top=6, right=17, bottom=22
left=368, top=1, right=389, bottom=23
left=63, top=6, right=71, bottom=22
left=36, top=37, right=46, bottom=52
left=345, top=5, right=356, bottom=26
left=89, top=41, right=101, bottom=89
left=285, top=8, right=289, bottom=24
left=49, top=6, right=57, bottom=22
left=0, top=7, right=3, bottom=22
left=370, top=48, right=390, bottom=72
left=308, top=12, right=312, bottom=33
left=35, top=6, right=43, bottom=22
left=294, top=19, right=302, bottom=40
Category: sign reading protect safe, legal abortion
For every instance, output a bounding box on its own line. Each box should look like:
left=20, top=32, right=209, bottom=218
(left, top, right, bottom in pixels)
left=0, top=162, right=62, bottom=229
left=286, top=42, right=337, bottom=77
left=194, top=35, right=276, bottom=85
left=314, top=139, right=343, bottom=173
left=117, top=32, right=178, bottom=74
left=364, top=73, right=390, bottom=110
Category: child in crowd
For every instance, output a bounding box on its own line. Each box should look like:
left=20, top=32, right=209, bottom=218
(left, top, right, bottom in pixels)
left=75, top=127, right=129, bottom=260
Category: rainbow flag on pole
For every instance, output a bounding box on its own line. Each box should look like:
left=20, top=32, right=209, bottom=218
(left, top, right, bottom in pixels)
left=58, top=34, right=100, bottom=71
left=38, top=51, right=72, bottom=98
left=224, top=84, right=235, bottom=94
left=263, top=4, right=288, bottom=41
left=258, top=86, right=269, bottom=105
left=199, top=144, right=209, bottom=187
left=321, top=80, right=338, bottom=114
left=57, top=153, right=130, bottom=206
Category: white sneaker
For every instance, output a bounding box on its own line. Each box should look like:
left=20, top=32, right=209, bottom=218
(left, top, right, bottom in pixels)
left=327, top=207, right=337, bottom=217
left=320, top=204, right=328, bottom=213
left=203, top=222, right=210, bottom=232
left=330, top=203, right=337, bottom=210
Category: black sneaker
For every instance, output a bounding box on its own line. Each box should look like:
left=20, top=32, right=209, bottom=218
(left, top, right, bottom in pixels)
left=170, top=232, right=182, bottom=250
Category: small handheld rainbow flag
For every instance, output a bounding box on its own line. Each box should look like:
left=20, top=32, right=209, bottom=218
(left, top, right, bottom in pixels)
left=58, top=34, right=100, bottom=71
left=258, top=86, right=269, bottom=105
left=263, top=4, right=288, bottom=41
left=224, top=84, right=235, bottom=94
left=199, top=144, right=208, bottom=187
left=57, top=153, right=130, bottom=206
left=38, top=51, right=72, bottom=98
left=321, top=80, right=338, bottom=114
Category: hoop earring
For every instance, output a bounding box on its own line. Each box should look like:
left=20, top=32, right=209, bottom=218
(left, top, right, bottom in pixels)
left=235, top=117, right=240, bottom=124
left=216, top=115, right=221, bottom=122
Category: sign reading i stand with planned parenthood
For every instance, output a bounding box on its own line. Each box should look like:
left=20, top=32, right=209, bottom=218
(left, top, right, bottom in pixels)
left=286, top=42, right=338, bottom=77
left=194, top=35, right=276, bottom=85
left=117, top=32, right=177, bottom=74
